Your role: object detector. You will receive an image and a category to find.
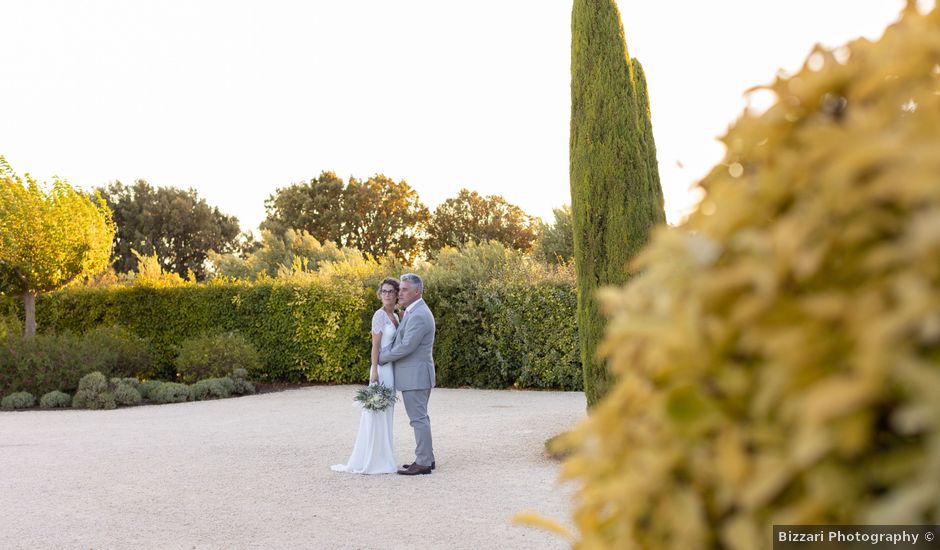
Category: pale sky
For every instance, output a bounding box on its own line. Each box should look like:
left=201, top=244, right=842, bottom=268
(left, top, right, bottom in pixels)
left=0, top=1, right=911, bottom=232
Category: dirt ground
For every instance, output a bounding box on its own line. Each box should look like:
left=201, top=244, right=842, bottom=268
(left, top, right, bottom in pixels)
left=0, top=385, right=586, bottom=549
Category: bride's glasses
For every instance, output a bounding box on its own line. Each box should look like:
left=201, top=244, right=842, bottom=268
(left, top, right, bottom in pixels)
left=380, top=289, right=397, bottom=295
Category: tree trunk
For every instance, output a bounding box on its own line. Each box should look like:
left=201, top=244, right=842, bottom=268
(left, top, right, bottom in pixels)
left=23, top=291, right=36, bottom=338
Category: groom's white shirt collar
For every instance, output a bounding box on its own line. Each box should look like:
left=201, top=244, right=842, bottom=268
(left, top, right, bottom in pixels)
left=405, top=298, right=425, bottom=314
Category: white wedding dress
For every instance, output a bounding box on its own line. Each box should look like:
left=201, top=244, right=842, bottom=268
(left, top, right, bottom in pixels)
left=331, top=310, right=397, bottom=474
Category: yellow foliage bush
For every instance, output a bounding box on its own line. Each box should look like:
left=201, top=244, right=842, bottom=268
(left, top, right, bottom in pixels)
left=553, top=4, right=940, bottom=548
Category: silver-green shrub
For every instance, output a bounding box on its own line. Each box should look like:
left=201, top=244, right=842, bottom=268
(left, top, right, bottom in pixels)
left=138, top=380, right=163, bottom=400
left=191, top=377, right=235, bottom=400
left=112, top=382, right=142, bottom=406
left=39, top=391, right=72, bottom=409
left=231, top=368, right=255, bottom=396
left=1, top=391, right=36, bottom=409
left=112, top=377, right=140, bottom=390
left=72, top=372, right=116, bottom=410
left=153, top=382, right=192, bottom=404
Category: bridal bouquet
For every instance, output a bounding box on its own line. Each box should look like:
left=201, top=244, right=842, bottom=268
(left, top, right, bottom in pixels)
left=354, top=383, right=397, bottom=412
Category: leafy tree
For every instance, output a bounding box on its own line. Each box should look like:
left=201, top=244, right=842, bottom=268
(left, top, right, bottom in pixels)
left=343, top=174, right=429, bottom=261
left=534, top=204, right=574, bottom=265
left=0, top=158, right=115, bottom=337
left=425, top=189, right=542, bottom=253
left=96, top=180, right=241, bottom=280
left=260, top=171, right=347, bottom=241
left=570, top=0, right=666, bottom=406
left=262, top=172, right=429, bottom=262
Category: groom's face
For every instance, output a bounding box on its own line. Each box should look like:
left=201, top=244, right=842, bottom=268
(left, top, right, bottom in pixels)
left=398, top=281, right=420, bottom=308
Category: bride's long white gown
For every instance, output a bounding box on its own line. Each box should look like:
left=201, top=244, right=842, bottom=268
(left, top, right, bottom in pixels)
left=331, top=310, right=397, bottom=474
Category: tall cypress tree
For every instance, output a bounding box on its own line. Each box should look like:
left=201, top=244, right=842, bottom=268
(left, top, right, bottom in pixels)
left=570, top=0, right=665, bottom=406
left=633, top=59, right=667, bottom=223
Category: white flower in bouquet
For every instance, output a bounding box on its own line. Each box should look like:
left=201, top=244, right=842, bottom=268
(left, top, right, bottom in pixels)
left=354, top=383, right=397, bottom=412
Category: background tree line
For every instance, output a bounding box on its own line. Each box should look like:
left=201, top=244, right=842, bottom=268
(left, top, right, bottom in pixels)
left=91, top=172, right=573, bottom=281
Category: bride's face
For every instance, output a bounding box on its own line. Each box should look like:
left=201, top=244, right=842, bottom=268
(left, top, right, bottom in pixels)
left=380, top=285, right=398, bottom=308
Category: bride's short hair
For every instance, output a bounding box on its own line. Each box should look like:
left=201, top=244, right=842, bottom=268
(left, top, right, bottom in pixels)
left=376, top=277, right=400, bottom=299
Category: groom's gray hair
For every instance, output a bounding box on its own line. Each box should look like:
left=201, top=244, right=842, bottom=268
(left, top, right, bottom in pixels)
left=400, top=273, right=423, bottom=292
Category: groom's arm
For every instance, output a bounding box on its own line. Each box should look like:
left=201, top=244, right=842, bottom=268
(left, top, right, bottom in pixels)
left=379, top=314, right=428, bottom=364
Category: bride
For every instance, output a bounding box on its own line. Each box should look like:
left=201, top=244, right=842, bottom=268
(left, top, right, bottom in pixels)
left=331, top=278, right=399, bottom=474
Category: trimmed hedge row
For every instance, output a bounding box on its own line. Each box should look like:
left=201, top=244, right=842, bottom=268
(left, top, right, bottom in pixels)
left=426, top=280, right=580, bottom=389
left=1, top=277, right=581, bottom=391
left=16, top=280, right=373, bottom=383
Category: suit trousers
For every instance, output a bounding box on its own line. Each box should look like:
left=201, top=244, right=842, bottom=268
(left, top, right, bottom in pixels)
left=401, top=389, right=434, bottom=466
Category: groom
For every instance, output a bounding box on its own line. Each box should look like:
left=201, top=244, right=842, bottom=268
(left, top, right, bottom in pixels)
left=379, top=273, right=436, bottom=475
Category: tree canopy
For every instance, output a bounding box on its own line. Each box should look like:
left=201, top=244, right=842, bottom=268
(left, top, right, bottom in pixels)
left=0, top=157, right=115, bottom=336
left=95, top=180, right=241, bottom=280
left=262, top=172, right=429, bottom=262
left=425, top=189, right=542, bottom=253
left=260, top=171, right=347, bottom=242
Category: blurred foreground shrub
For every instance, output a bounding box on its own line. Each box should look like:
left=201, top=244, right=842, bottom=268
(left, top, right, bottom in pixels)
left=548, top=5, right=940, bottom=549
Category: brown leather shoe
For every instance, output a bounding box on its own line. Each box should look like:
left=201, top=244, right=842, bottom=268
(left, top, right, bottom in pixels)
left=401, top=461, right=435, bottom=470
left=397, top=463, right=432, bottom=475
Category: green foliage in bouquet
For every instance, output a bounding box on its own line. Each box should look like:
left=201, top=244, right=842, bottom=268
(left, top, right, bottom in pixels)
left=39, top=390, right=72, bottom=409
left=355, top=383, right=397, bottom=412
left=543, top=4, right=940, bottom=549
left=1, top=391, right=36, bottom=409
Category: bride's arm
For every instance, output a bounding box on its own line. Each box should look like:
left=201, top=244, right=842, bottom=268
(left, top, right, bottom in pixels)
left=370, top=331, right=382, bottom=384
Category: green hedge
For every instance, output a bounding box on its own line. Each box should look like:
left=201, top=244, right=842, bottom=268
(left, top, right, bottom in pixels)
left=22, top=280, right=373, bottom=383
left=426, top=280, right=580, bottom=389
left=1, top=276, right=581, bottom=390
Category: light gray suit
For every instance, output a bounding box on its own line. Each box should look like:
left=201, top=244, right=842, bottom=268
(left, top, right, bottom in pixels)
left=379, top=298, right=435, bottom=467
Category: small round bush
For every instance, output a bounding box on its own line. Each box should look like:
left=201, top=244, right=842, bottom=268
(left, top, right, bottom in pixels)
left=72, top=372, right=116, bottom=410
left=153, top=382, right=192, bottom=404
left=39, top=391, right=72, bottom=409
left=112, top=377, right=140, bottom=390
left=77, top=372, right=108, bottom=393
left=192, top=377, right=236, bottom=401
left=138, top=380, right=164, bottom=400
left=175, top=332, right=261, bottom=383
left=2, top=391, right=36, bottom=409
left=112, top=383, right=142, bottom=406
left=231, top=369, right=256, bottom=396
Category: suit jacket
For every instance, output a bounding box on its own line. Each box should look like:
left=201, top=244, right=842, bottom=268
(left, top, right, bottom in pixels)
left=379, top=299, right=436, bottom=391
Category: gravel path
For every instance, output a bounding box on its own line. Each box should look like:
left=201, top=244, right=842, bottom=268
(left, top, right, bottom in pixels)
left=0, top=386, right=585, bottom=549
